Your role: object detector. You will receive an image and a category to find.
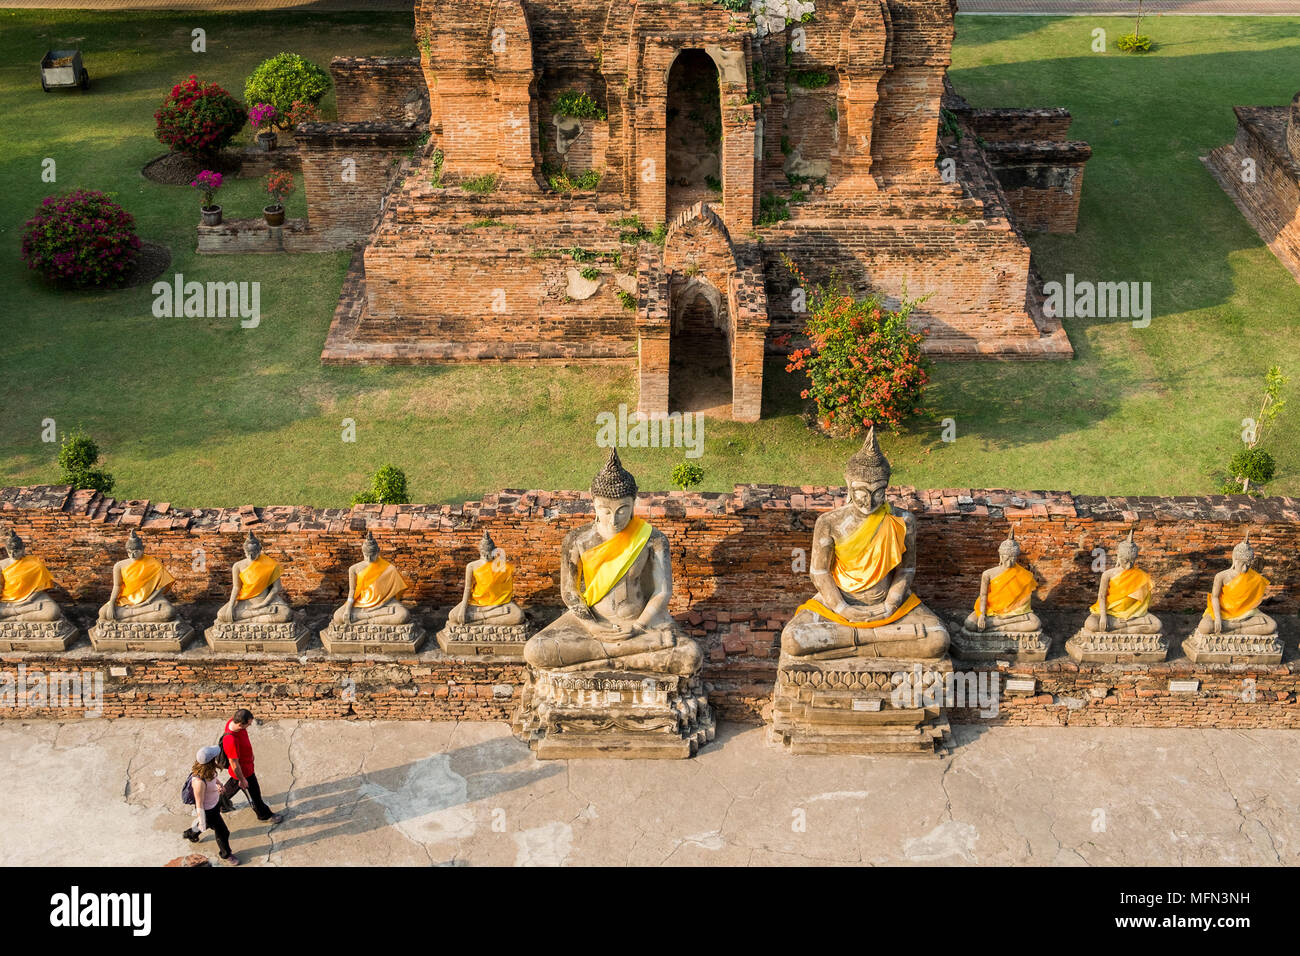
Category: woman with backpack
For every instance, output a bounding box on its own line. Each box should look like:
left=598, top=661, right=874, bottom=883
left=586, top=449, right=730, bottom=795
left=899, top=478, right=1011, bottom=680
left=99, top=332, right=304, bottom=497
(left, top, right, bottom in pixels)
left=182, top=744, right=239, bottom=866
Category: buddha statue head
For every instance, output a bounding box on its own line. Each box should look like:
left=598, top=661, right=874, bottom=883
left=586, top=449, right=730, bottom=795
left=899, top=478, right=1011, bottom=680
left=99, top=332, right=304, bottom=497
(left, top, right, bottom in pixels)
left=479, top=530, right=498, bottom=564
left=125, top=529, right=145, bottom=561
left=1232, top=533, right=1254, bottom=570
left=361, top=531, right=380, bottom=562
left=998, top=528, right=1021, bottom=567
left=1117, top=529, right=1139, bottom=569
left=3, top=529, right=23, bottom=560
left=845, top=426, right=890, bottom=516
left=590, top=448, right=637, bottom=539
left=243, top=530, right=263, bottom=562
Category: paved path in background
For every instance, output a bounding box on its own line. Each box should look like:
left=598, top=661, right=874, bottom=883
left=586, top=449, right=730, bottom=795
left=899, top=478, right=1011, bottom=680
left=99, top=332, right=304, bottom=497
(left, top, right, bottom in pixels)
left=2, top=718, right=1297, bottom=866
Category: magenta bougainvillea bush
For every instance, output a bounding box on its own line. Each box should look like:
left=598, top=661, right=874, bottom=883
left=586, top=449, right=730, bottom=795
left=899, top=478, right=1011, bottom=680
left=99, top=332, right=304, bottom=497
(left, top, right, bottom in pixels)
left=154, top=75, right=247, bottom=158
left=20, top=189, right=142, bottom=288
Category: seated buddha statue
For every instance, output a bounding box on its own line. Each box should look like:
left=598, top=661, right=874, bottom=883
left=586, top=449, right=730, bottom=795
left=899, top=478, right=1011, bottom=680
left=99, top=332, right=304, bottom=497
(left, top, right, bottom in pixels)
left=522, top=449, right=702, bottom=677
left=1196, top=535, right=1276, bottom=636
left=964, top=529, right=1040, bottom=634
left=781, top=428, right=949, bottom=661
left=331, top=532, right=412, bottom=626
left=215, top=531, right=294, bottom=624
left=98, top=530, right=181, bottom=624
left=1084, top=530, right=1161, bottom=634
left=0, top=530, right=66, bottom=623
left=447, top=530, right=525, bottom=626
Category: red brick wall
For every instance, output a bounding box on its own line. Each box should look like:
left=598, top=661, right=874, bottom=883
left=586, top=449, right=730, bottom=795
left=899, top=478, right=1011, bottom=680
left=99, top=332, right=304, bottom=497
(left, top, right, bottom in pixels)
left=983, top=142, right=1091, bottom=234
left=330, top=56, right=430, bottom=125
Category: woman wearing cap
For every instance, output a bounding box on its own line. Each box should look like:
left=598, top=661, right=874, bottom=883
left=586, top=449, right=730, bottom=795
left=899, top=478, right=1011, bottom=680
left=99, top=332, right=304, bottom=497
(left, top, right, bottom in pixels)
left=183, top=745, right=239, bottom=865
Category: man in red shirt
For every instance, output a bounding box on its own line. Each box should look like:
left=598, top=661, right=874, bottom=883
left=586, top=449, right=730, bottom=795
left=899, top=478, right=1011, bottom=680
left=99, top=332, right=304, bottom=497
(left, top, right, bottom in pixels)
left=220, top=708, right=283, bottom=824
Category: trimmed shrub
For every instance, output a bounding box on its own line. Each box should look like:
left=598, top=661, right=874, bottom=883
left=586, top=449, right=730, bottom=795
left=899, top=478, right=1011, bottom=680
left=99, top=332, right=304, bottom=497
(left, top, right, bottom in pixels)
left=1116, top=33, right=1153, bottom=53
left=243, top=53, right=331, bottom=118
left=58, top=428, right=114, bottom=494
left=670, top=461, right=705, bottom=491
left=21, top=189, right=141, bottom=288
left=352, top=464, right=410, bottom=505
left=154, top=75, right=247, bottom=158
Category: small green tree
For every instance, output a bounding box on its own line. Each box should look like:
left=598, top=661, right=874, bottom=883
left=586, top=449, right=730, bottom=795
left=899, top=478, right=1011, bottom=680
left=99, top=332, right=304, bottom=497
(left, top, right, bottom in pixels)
left=352, top=464, right=410, bottom=505
left=670, top=461, right=705, bottom=491
left=1227, top=365, right=1287, bottom=494
left=58, top=428, right=114, bottom=493
left=243, top=53, right=331, bottom=120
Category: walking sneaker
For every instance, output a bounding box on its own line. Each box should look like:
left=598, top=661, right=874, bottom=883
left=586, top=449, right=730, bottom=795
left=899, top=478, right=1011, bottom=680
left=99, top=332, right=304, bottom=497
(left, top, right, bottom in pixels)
left=181, top=828, right=200, bottom=843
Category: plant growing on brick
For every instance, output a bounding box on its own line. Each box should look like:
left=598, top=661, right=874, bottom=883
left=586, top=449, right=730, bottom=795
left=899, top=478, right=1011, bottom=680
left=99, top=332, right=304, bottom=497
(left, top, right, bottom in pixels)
left=352, top=464, right=410, bottom=505
left=21, top=189, right=141, bottom=289
left=243, top=53, right=331, bottom=119
left=759, top=193, right=790, bottom=225
left=552, top=90, right=607, bottom=120
left=783, top=257, right=931, bottom=437
left=154, top=75, right=247, bottom=158
left=58, top=428, right=114, bottom=494
left=617, top=289, right=637, bottom=311
left=462, top=173, right=498, bottom=195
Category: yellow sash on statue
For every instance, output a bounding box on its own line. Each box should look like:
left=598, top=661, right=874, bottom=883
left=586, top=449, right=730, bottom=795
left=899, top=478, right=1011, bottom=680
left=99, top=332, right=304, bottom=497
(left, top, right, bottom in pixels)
left=1207, top=568, right=1268, bottom=620
left=978, top=564, right=1036, bottom=616
left=796, top=593, right=921, bottom=629
left=354, top=557, right=409, bottom=610
left=118, top=556, right=174, bottom=606
left=1090, top=567, right=1152, bottom=620
left=1, top=555, right=54, bottom=603
left=831, top=503, right=908, bottom=595
left=237, top=554, right=281, bottom=601
left=581, top=516, right=652, bottom=607
left=470, top=560, right=514, bottom=608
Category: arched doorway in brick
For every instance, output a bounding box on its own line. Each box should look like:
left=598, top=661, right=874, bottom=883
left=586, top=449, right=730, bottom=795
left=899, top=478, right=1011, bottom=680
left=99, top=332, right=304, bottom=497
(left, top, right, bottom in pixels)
left=666, top=49, right=723, bottom=222
left=669, top=278, right=731, bottom=417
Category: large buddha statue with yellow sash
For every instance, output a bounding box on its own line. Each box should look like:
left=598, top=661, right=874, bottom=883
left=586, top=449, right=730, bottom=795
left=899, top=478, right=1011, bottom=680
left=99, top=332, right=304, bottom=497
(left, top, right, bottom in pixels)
left=522, top=448, right=702, bottom=677
left=781, top=428, right=949, bottom=661
left=0, top=529, right=68, bottom=624
left=331, top=532, right=413, bottom=627
left=215, top=531, right=294, bottom=624
left=448, top=530, right=525, bottom=627
left=1066, top=529, right=1166, bottom=662
left=98, top=530, right=181, bottom=625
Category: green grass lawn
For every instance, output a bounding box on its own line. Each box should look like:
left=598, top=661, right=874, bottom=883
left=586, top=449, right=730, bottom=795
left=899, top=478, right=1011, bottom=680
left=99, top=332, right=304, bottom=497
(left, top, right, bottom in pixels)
left=0, top=11, right=1297, bottom=506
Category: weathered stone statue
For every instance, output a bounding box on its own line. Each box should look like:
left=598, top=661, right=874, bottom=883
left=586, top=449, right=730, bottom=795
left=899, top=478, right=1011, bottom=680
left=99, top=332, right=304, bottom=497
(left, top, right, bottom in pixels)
left=952, top=529, right=1047, bottom=661
left=320, top=532, right=425, bottom=654
left=89, top=530, right=194, bottom=651
left=437, top=530, right=529, bottom=657
left=1184, top=534, right=1283, bottom=664
left=1067, top=530, right=1166, bottom=662
left=0, top=529, right=78, bottom=651
left=514, top=449, right=713, bottom=758
left=769, top=429, right=953, bottom=755
left=205, top=531, right=309, bottom=653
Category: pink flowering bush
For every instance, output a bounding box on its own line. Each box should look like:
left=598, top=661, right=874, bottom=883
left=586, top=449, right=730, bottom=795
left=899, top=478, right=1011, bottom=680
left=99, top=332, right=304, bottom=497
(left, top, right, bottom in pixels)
left=248, top=102, right=277, bottom=132
left=191, top=170, right=224, bottom=208
left=21, top=189, right=142, bottom=288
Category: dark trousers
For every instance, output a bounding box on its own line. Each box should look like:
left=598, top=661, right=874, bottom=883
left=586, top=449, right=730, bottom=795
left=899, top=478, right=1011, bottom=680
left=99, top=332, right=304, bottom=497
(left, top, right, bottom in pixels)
left=222, top=772, right=275, bottom=820
left=196, top=806, right=232, bottom=858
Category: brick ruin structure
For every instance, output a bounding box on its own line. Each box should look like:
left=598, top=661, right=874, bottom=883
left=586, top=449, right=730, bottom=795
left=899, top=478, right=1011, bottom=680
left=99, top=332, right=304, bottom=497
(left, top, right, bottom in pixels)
left=1208, top=90, right=1300, bottom=285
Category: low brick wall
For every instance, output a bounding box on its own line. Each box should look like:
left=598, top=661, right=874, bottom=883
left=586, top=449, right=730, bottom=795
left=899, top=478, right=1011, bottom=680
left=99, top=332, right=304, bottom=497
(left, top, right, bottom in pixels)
left=196, top=217, right=313, bottom=254
left=983, top=141, right=1091, bottom=234
left=962, top=107, right=1074, bottom=144
left=330, top=56, right=429, bottom=125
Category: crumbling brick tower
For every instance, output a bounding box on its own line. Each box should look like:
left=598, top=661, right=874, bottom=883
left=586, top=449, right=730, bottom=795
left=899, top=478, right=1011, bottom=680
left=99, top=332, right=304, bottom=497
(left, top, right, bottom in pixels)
left=332, top=0, right=1074, bottom=423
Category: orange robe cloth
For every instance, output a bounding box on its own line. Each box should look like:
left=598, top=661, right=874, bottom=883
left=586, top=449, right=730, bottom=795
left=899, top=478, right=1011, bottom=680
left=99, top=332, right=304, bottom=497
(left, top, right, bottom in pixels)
left=580, top=516, right=652, bottom=607
left=977, top=564, right=1036, bottom=616
left=1206, top=568, right=1268, bottom=620
left=797, top=504, right=921, bottom=629
left=470, top=561, right=514, bottom=608
left=117, top=555, right=174, bottom=606
left=1089, top=567, right=1153, bottom=620
left=1, top=555, right=55, bottom=604
left=353, top=557, right=409, bottom=610
left=236, top=554, right=282, bottom=601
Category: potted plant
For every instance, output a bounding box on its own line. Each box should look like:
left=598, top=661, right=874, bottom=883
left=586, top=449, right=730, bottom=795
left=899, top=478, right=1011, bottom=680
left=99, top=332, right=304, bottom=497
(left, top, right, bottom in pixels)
left=248, top=103, right=278, bottom=151
left=263, top=170, right=294, bottom=226
left=192, top=169, right=224, bottom=226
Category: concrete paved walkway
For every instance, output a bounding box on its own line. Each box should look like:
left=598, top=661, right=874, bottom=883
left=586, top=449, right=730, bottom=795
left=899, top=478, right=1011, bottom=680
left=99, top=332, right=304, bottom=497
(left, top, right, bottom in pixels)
left=2, top=719, right=1297, bottom=866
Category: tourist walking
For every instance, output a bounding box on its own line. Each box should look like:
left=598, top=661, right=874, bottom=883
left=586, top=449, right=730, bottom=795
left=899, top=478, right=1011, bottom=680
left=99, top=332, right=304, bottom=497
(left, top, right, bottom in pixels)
left=182, top=745, right=239, bottom=866
left=219, top=708, right=284, bottom=824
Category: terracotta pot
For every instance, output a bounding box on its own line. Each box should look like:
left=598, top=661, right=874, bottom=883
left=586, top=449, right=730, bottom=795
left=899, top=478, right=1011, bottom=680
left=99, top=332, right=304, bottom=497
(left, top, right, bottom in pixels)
left=200, top=205, right=222, bottom=227
left=263, top=204, right=285, bottom=227
left=256, top=131, right=277, bottom=152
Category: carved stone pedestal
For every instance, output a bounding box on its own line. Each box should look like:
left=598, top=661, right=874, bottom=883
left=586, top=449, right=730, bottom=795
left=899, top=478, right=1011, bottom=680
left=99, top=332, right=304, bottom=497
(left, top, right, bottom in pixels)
left=204, top=618, right=311, bottom=654
left=769, top=655, right=952, bottom=756
left=1182, top=631, right=1284, bottom=665
left=436, top=620, right=529, bottom=658
left=513, top=669, right=715, bottom=759
left=951, top=626, right=1049, bottom=663
left=0, top=618, right=79, bottom=652
left=1065, top=630, right=1168, bottom=663
left=320, top=621, right=426, bottom=655
left=90, top=619, right=195, bottom=653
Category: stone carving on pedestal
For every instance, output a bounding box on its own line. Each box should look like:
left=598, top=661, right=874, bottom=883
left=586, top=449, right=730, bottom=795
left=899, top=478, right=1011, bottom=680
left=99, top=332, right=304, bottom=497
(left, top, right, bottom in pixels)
left=90, top=530, right=194, bottom=652
left=769, top=429, right=953, bottom=755
left=0, top=529, right=78, bottom=651
left=320, top=532, right=425, bottom=654
left=1183, top=534, right=1284, bottom=664
left=1067, top=530, right=1167, bottom=663
left=952, top=529, right=1048, bottom=662
left=513, top=449, right=713, bottom=758
left=205, top=531, right=310, bottom=653
left=436, top=530, right=530, bottom=657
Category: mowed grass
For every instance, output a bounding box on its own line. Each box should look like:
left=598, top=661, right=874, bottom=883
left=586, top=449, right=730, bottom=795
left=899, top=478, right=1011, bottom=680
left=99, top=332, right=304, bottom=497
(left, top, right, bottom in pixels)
left=0, top=11, right=1297, bottom=506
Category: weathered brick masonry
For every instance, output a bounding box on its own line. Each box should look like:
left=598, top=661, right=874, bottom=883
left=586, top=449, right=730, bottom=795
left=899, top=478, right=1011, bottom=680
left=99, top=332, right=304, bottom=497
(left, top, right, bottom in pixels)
left=2, top=484, right=1296, bottom=726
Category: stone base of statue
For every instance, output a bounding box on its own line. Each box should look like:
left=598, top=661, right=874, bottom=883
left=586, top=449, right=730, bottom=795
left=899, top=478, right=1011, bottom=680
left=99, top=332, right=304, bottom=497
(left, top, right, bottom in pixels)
left=0, top=617, right=80, bottom=652
left=951, top=625, right=1050, bottom=663
left=513, top=668, right=715, bottom=759
left=1065, top=629, right=1168, bottom=663
left=204, top=618, right=311, bottom=654
left=89, top=619, right=195, bottom=653
left=769, top=654, right=952, bottom=756
left=320, top=620, right=426, bottom=655
left=1181, top=631, right=1284, bottom=665
left=436, top=620, right=530, bottom=658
